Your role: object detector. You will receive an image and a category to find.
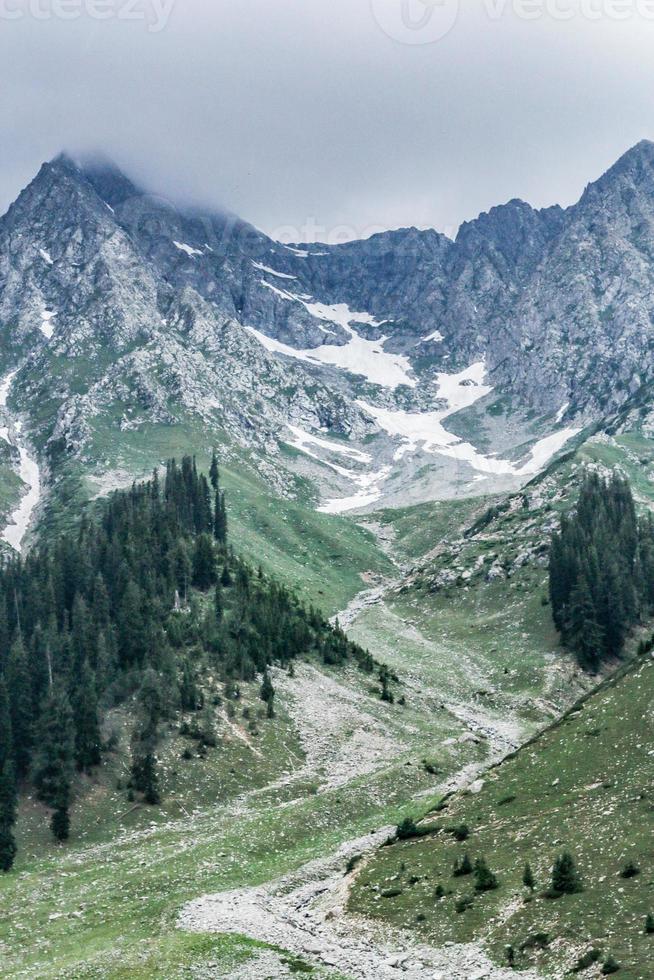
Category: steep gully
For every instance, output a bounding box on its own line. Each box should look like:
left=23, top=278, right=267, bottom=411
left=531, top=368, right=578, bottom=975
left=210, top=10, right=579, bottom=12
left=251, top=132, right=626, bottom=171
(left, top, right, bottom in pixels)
left=0, top=370, right=41, bottom=553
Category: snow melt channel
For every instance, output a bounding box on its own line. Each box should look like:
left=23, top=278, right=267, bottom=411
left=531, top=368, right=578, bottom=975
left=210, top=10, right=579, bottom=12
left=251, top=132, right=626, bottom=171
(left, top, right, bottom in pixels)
left=0, top=371, right=42, bottom=553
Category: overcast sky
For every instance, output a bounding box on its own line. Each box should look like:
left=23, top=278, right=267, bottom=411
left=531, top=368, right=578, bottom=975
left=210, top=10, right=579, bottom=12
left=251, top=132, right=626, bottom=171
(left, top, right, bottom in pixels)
left=1, top=0, right=654, bottom=241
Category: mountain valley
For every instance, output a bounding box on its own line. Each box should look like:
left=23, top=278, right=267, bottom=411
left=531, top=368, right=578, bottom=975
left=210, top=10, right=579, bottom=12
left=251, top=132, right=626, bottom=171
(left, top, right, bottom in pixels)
left=0, top=144, right=653, bottom=978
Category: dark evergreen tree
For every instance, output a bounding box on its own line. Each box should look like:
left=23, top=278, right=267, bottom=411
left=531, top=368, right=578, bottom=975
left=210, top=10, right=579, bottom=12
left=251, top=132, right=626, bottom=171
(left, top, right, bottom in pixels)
left=0, top=767, right=17, bottom=871
left=523, top=862, right=535, bottom=891
left=550, top=851, right=583, bottom=895
left=0, top=679, right=16, bottom=872
left=192, top=534, right=216, bottom=591
left=550, top=472, right=652, bottom=669
left=180, top=659, right=200, bottom=712
left=209, top=451, right=219, bottom=491
left=474, top=857, right=498, bottom=891
left=214, top=581, right=224, bottom=623
left=32, top=685, right=75, bottom=842
left=72, top=659, right=102, bottom=771
left=453, top=853, right=473, bottom=877
left=6, top=636, right=33, bottom=777
left=214, top=492, right=227, bottom=544
left=260, top=670, right=275, bottom=719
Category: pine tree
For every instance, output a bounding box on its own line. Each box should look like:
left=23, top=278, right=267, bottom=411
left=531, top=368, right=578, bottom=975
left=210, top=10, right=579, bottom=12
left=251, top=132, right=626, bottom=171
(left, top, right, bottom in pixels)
left=192, top=534, right=216, bottom=591
left=260, top=670, right=275, bottom=718
left=209, top=451, right=219, bottom=492
left=32, top=685, right=75, bottom=842
left=474, top=857, right=499, bottom=891
left=453, top=853, right=473, bottom=877
left=214, top=492, right=227, bottom=544
left=0, top=679, right=16, bottom=872
left=6, top=636, right=33, bottom=777
left=0, top=760, right=17, bottom=871
left=72, top=659, right=102, bottom=771
left=179, top=660, right=199, bottom=712
left=550, top=851, right=582, bottom=896
left=565, top=577, right=604, bottom=672
left=0, top=677, right=12, bottom=772
left=523, top=862, right=535, bottom=891
left=140, top=753, right=160, bottom=805
left=214, top=581, right=224, bottom=623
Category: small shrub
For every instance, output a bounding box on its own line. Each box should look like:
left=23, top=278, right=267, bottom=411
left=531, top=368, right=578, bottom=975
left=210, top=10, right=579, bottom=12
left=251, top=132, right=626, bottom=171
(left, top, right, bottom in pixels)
left=345, top=854, right=362, bottom=874
left=573, top=949, right=602, bottom=973
left=520, top=933, right=550, bottom=952
left=434, top=884, right=446, bottom=899
left=645, top=913, right=654, bottom=934
left=620, top=861, right=640, bottom=879
left=448, top=823, right=470, bottom=842
left=455, top=894, right=474, bottom=914
left=381, top=887, right=403, bottom=899
left=602, top=955, right=620, bottom=975
left=396, top=817, right=418, bottom=840
left=498, top=795, right=517, bottom=806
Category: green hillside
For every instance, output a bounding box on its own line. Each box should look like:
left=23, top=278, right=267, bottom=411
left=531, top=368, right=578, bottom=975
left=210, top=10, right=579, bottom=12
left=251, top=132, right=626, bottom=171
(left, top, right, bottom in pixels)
left=350, top=650, right=654, bottom=979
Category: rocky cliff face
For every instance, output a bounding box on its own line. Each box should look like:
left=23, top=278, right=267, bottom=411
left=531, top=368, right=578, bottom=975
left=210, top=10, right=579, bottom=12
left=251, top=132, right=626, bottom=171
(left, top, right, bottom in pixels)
left=0, top=143, right=653, bottom=537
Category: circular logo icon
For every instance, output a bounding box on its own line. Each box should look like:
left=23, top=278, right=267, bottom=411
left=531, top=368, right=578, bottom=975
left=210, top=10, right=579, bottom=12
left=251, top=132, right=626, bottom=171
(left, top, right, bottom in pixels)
left=371, top=0, right=460, bottom=45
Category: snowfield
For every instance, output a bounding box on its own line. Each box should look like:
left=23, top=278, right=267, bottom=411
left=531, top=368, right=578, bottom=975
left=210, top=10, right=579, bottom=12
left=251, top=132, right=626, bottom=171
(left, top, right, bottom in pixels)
left=282, top=357, right=580, bottom=513
left=0, top=370, right=42, bottom=552
left=249, top=287, right=416, bottom=389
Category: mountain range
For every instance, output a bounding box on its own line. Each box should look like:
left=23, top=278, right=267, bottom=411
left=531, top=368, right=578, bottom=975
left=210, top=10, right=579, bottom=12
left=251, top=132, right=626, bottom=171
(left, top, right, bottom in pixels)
left=2, top=141, right=654, bottom=546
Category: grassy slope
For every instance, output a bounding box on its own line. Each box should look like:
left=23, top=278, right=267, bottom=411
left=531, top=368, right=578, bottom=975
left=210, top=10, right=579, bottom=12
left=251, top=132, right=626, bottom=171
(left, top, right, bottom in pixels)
left=0, top=656, right=481, bottom=979
left=350, top=650, right=654, bottom=979
left=347, top=429, right=654, bottom=980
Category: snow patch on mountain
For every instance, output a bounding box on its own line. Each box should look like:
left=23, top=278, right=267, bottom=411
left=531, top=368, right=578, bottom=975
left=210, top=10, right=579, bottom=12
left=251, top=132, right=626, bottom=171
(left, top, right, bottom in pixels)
left=252, top=261, right=297, bottom=280
left=358, top=397, right=579, bottom=478
left=317, top=465, right=393, bottom=514
left=39, top=248, right=53, bottom=265
left=554, top=402, right=570, bottom=424
left=249, top=289, right=415, bottom=389
left=286, top=425, right=371, bottom=464
left=173, top=241, right=203, bottom=258
left=40, top=309, right=56, bottom=339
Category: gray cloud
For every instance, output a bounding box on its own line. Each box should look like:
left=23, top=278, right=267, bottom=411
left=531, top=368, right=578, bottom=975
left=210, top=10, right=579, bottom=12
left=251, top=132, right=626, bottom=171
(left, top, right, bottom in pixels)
left=1, top=0, right=653, bottom=240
